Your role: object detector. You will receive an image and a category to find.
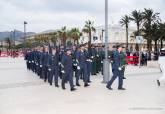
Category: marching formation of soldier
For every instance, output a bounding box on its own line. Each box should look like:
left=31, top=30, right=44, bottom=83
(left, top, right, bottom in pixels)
left=24, top=43, right=127, bottom=91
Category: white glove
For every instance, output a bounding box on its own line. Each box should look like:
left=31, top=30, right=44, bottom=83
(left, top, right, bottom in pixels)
left=40, top=65, right=42, bottom=67
left=73, top=63, right=77, bottom=66
left=118, top=67, right=122, bottom=71
left=101, top=61, right=103, bottom=63
left=48, top=68, right=51, bottom=71
left=77, top=66, right=80, bottom=70
left=58, top=62, right=61, bottom=65
left=91, top=56, right=94, bottom=59
left=61, top=70, right=65, bottom=73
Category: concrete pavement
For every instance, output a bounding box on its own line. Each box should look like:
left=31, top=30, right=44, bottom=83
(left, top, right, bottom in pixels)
left=0, top=58, right=165, bottom=114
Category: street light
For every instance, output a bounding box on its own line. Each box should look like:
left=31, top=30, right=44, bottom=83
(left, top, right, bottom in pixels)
left=13, top=29, right=16, bottom=46
left=24, top=21, right=28, bottom=50
left=102, top=29, right=105, bottom=43
left=103, top=0, right=110, bottom=83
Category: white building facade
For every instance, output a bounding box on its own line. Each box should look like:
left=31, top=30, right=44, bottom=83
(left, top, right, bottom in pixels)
left=80, top=24, right=149, bottom=51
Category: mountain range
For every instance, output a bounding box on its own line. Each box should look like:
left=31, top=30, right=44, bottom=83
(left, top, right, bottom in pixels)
left=0, top=30, right=36, bottom=41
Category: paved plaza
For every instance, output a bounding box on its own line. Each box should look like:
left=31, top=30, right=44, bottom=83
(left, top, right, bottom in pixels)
left=0, top=58, right=165, bottom=114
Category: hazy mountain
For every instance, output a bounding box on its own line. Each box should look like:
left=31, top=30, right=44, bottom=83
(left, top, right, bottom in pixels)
left=39, top=29, right=56, bottom=34
left=0, top=30, right=36, bottom=41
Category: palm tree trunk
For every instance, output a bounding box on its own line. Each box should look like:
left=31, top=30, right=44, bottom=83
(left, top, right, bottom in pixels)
left=161, top=38, right=163, bottom=49
left=53, top=41, right=56, bottom=46
left=147, top=39, right=152, bottom=51
left=76, top=40, right=79, bottom=44
left=63, top=37, right=66, bottom=47
left=126, top=27, right=128, bottom=49
left=154, top=40, right=158, bottom=52
left=88, top=31, right=92, bottom=48
left=135, top=25, right=140, bottom=51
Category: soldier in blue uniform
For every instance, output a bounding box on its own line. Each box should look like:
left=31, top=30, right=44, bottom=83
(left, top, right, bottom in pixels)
left=76, top=45, right=90, bottom=87
left=48, top=47, right=59, bottom=87
left=106, top=45, right=126, bottom=90
left=36, top=47, right=43, bottom=77
left=108, top=45, right=116, bottom=76
left=58, top=45, right=65, bottom=79
left=91, top=45, right=97, bottom=75
left=73, top=46, right=81, bottom=86
left=71, top=45, right=80, bottom=86
left=24, top=50, right=31, bottom=70
left=61, top=48, right=76, bottom=91
left=84, top=44, right=92, bottom=83
left=38, top=46, right=44, bottom=79
left=42, top=45, right=49, bottom=82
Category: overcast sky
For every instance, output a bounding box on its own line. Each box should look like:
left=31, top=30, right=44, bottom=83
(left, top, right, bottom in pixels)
left=0, top=0, right=165, bottom=33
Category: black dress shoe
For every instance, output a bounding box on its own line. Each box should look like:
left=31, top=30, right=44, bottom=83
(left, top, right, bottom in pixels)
left=84, top=83, right=90, bottom=87
left=62, top=87, right=66, bottom=90
left=71, top=88, right=76, bottom=91
left=157, top=80, right=160, bottom=86
left=118, top=88, right=126, bottom=90
left=55, top=85, right=59, bottom=87
left=88, top=81, right=92, bottom=83
left=50, top=83, right=52, bottom=86
left=106, top=86, right=113, bottom=90
left=76, top=84, right=81, bottom=86
left=123, top=77, right=126, bottom=79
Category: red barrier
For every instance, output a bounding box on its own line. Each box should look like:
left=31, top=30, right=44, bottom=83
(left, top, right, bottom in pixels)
left=0, top=52, right=24, bottom=58
left=126, top=56, right=139, bottom=65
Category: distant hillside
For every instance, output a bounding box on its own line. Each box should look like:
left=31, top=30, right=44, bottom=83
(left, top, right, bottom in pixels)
left=0, top=30, right=36, bottom=41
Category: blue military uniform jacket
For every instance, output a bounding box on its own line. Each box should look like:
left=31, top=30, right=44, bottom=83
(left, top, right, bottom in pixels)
left=113, top=50, right=123, bottom=76
left=61, top=54, right=73, bottom=73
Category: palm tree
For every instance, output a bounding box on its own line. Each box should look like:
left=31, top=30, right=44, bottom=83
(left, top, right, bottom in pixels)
left=82, top=20, right=96, bottom=47
left=34, top=35, right=42, bottom=44
left=142, top=8, right=160, bottom=51
left=150, top=23, right=161, bottom=52
left=130, top=10, right=143, bottom=35
left=57, top=26, right=68, bottom=47
left=50, top=32, right=58, bottom=46
left=26, top=39, right=33, bottom=48
left=5, top=37, right=12, bottom=50
left=119, top=15, right=130, bottom=49
left=158, top=22, right=165, bottom=49
left=68, top=28, right=82, bottom=44
left=130, top=10, right=143, bottom=51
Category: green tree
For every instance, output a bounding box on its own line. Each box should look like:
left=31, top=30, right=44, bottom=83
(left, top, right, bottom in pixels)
left=130, top=10, right=143, bottom=35
left=130, top=10, right=143, bottom=51
left=82, top=20, right=96, bottom=47
left=142, top=8, right=160, bottom=51
left=68, top=28, right=82, bottom=44
left=49, top=32, right=58, bottom=46
left=158, top=22, right=165, bottom=49
left=5, top=37, right=12, bottom=50
left=119, top=15, right=130, bottom=49
left=58, top=26, right=68, bottom=47
left=150, top=23, right=161, bottom=51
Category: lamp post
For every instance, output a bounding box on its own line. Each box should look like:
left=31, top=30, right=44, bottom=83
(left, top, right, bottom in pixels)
left=13, top=29, right=16, bottom=46
left=103, top=0, right=110, bottom=83
left=24, top=21, right=27, bottom=50
left=102, top=29, right=105, bottom=43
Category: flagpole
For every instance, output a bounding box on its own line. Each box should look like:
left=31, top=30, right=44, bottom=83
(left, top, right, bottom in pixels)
left=103, top=0, right=110, bottom=83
